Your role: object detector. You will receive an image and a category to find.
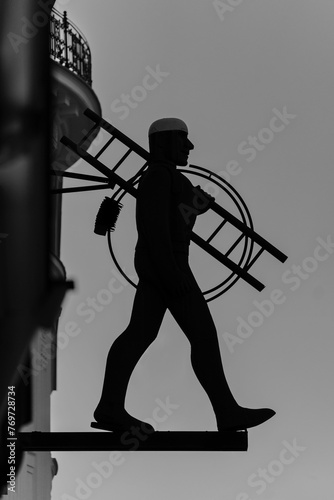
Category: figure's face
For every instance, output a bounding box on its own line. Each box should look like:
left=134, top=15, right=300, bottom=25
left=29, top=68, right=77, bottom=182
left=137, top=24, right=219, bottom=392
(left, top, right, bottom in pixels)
left=171, top=131, right=194, bottom=166
left=149, top=129, right=194, bottom=165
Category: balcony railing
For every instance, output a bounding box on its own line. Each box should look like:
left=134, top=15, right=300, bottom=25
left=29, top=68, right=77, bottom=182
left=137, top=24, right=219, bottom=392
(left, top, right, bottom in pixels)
left=50, top=8, right=92, bottom=86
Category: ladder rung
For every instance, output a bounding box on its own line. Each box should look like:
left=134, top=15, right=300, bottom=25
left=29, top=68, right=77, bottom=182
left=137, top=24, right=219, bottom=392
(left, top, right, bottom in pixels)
left=111, top=148, right=132, bottom=172
left=225, top=233, right=245, bottom=258
left=245, top=247, right=265, bottom=270
left=60, top=136, right=138, bottom=197
left=191, top=232, right=264, bottom=291
left=210, top=202, right=287, bottom=263
left=207, top=219, right=227, bottom=244
left=78, top=122, right=100, bottom=148
left=94, top=136, right=115, bottom=159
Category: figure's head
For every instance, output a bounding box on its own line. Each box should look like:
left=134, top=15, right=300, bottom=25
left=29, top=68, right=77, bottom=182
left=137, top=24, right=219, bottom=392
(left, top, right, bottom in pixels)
left=148, top=118, right=194, bottom=166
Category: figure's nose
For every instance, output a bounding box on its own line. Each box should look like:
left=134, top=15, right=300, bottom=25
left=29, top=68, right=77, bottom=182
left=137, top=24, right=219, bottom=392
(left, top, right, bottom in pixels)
left=186, top=138, right=194, bottom=150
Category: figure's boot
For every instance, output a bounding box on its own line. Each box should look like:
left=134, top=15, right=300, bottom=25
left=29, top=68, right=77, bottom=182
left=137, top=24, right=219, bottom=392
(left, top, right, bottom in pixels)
left=216, top=406, right=276, bottom=432
left=92, top=407, right=155, bottom=433
left=189, top=338, right=275, bottom=432
left=92, top=332, right=155, bottom=433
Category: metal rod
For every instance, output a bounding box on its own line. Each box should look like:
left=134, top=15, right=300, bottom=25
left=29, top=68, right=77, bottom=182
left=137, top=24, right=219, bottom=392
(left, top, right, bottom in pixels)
left=63, top=11, right=69, bottom=68
left=51, top=184, right=111, bottom=194
left=51, top=170, right=109, bottom=183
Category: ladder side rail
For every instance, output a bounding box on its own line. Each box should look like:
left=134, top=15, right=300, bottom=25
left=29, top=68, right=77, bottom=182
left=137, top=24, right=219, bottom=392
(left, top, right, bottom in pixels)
left=190, top=233, right=264, bottom=292
left=210, top=202, right=287, bottom=263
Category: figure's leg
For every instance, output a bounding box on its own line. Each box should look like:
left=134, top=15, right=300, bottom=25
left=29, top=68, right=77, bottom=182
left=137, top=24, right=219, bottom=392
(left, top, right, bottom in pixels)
left=167, top=280, right=238, bottom=413
left=167, top=266, right=275, bottom=431
left=93, top=279, right=167, bottom=428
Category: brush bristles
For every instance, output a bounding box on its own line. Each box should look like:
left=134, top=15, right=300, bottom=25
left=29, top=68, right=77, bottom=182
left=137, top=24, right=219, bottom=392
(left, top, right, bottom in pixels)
left=94, top=197, right=123, bottom=235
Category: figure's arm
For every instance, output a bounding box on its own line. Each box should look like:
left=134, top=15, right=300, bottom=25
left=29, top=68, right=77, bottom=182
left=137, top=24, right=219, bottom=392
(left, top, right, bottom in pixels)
left=139, top=166, right=177, bottom=269
left=138, top=166, right=193, bottom=294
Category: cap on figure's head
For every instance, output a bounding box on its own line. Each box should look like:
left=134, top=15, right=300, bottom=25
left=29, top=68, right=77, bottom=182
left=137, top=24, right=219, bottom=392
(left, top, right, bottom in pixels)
left=148, top=118, right=193, bottom=166
left=148, top=117, right=188, bottom=136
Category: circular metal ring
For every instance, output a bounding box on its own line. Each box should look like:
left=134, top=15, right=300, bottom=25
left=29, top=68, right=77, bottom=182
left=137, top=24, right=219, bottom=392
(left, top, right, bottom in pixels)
left=107, top=165, right=255, bottom=302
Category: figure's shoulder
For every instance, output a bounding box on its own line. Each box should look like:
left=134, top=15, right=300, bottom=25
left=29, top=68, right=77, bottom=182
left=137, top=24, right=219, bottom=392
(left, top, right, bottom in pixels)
left=138, top=162, right=173, bottom=194
left=144, top=161, right=174, bottom=181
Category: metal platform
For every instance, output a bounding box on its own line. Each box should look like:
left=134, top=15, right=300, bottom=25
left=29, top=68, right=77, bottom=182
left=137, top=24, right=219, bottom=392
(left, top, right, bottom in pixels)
left=17, top=430, right=248, bottom=452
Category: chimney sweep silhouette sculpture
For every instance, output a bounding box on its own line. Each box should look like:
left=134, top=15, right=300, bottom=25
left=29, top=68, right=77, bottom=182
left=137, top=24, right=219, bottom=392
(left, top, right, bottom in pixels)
left=57, top=110, right=288, bottom=435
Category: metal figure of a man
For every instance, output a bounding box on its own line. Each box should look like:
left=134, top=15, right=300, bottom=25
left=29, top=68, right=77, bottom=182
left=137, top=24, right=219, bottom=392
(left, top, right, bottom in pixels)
left=93, top=118, right=275, bottom=433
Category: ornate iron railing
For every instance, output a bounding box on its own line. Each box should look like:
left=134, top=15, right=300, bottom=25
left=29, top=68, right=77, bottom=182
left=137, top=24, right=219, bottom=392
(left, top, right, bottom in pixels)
left=50, top=8, right=92, bottom=86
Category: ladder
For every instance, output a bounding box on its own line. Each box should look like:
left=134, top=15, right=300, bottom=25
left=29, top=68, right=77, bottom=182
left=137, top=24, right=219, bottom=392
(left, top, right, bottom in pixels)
left=53, top=108, right=288, bottom=293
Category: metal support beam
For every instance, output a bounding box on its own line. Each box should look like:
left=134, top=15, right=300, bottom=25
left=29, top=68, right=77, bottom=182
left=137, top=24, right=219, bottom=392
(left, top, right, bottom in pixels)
left=51, top=184, right=111, bottom=194
left=18, top=431, right=248, bottom=452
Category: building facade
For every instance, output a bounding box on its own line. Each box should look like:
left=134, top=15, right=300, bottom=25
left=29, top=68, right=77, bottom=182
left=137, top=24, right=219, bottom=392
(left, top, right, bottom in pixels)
left=3, top=7, right=101, bottom=499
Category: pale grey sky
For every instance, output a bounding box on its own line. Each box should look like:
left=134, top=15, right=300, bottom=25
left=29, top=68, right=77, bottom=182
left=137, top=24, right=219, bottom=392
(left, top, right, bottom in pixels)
left=51, top=1, right=334, bottom=499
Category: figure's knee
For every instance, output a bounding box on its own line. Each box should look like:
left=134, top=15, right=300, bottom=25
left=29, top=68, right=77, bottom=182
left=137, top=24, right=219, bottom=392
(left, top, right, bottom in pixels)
left=186, top=322, right=218, bottom=345
left=121, top=323, right=159, bottom=349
